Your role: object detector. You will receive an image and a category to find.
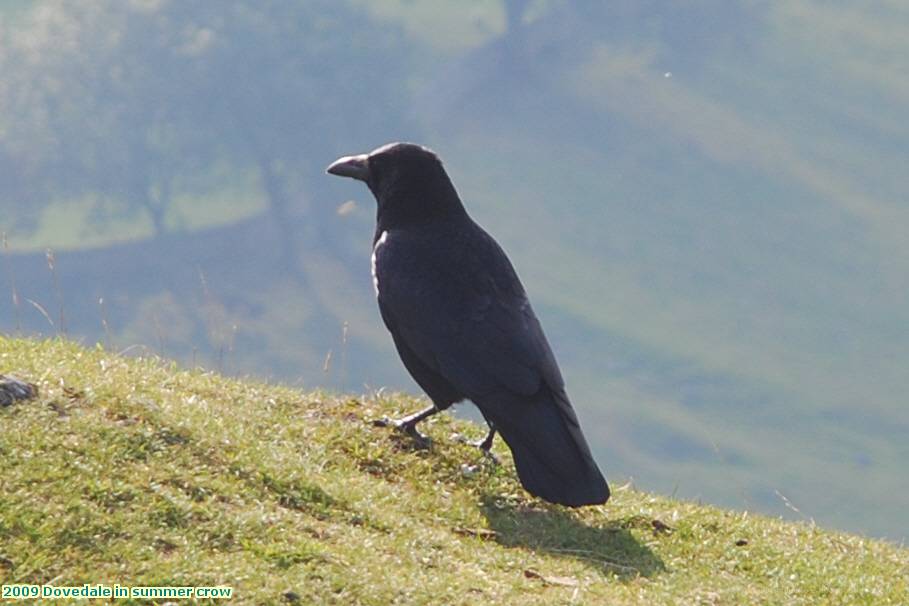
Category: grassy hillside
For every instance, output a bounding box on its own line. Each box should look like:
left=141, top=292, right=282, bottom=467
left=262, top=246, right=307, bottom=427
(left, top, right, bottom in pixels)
left=1, top=337, right=906, bottom=605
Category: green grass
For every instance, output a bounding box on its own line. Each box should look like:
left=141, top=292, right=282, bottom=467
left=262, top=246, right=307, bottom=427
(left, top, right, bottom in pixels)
left=1, top=337, right=906, bottom=604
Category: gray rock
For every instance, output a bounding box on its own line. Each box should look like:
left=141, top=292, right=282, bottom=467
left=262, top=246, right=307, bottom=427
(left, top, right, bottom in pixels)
left=0, top=375, right=37, bottom=407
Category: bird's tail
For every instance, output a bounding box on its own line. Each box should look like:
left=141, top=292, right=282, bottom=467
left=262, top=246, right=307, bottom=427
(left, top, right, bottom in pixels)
left=483, top=388, right=609, bottom=507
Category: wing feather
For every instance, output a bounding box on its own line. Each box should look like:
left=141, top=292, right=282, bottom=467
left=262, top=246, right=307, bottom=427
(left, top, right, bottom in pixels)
left=375, top=225, right=564, bottom=399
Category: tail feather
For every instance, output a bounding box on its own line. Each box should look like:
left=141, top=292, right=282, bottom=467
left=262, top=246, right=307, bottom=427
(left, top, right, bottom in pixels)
left=480, top=388, right=609, bottom=507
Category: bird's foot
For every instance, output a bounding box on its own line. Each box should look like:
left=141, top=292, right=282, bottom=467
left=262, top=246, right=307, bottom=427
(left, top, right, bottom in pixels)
left=453, top=432, right=500, bottom=466
left=373, top=416, right=432, bottom=449
left=478, top=447, right=500, bottom=466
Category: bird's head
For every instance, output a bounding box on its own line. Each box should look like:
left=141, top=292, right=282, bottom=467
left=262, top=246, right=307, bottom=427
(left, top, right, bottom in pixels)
left=327, top=142, right=464, bottom=226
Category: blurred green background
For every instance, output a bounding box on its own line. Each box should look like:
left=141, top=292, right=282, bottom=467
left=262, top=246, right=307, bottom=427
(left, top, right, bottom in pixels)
left=2, top=1, right=906, bottom=541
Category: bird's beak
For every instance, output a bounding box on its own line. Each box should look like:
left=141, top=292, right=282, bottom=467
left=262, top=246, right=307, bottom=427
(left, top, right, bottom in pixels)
left=326, top=153, right=370, bottom=182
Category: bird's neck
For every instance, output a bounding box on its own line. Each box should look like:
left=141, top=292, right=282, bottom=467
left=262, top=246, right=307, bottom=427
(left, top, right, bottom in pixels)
left=374, top=178, right=468, bottom=231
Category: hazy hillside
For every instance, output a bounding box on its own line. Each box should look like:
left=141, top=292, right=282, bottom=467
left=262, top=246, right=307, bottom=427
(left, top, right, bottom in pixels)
left=2, top=1, right=907, bottom=541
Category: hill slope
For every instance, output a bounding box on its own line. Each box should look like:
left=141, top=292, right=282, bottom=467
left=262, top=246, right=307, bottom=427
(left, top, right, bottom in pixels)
left=0, top=338, right=906, bottom=604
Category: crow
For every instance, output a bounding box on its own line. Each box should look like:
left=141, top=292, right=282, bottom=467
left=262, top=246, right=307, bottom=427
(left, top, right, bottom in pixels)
left=327, top=142, right=609, bottom=506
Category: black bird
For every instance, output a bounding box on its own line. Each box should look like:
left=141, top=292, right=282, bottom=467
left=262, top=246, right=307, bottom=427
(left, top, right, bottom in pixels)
left=327, top=143, right=609, bottom=507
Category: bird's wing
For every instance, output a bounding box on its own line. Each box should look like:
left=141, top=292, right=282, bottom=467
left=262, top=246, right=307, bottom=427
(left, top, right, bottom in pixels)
left=376, top=227, right=564, bottom=399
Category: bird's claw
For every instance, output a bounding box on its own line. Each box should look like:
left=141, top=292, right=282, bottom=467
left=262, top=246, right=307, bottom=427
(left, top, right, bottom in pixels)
left=453, top=433, right=500, bottom=465
left=479, top=448, right=500, bottom=466
left=373, top=416, right=432, bottom=448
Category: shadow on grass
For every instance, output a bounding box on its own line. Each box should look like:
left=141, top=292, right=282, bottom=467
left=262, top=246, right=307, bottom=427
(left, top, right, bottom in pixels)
left=479, top=495, right=665, bottom=579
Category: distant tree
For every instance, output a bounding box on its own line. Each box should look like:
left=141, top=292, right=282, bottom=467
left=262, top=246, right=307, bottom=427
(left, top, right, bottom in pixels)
left=0, top=0, right=412, bottom=267
left=0, top=21, right=58, bottom=231
left=179, top=0, right=413, bottom=270
left=0, top=1, right=213, bottom=237
left=0, top=149, right=48, bottom=234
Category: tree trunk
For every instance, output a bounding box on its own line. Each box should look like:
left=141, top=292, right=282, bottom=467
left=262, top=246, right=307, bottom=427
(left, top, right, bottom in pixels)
left=504, top=0, right=528, bottom=35
left=147, top=200, right=166, bottom=238
left=259, top=161, right=301, bottom=276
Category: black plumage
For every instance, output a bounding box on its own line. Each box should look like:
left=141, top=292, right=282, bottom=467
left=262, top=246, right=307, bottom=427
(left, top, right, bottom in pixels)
left=327, top=142, right=609, bottom=506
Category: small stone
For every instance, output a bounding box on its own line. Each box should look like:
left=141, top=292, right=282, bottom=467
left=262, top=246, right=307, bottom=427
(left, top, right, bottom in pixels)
left=0, top=375, right=37, bottom=407
left=460, top=464, right=479, bottom=476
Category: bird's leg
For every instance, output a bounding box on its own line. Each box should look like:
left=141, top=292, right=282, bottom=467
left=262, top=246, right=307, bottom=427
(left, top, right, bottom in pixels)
left=476, top=423, right=499, bottom=464
left=477, top=423, right=497, bottom=451
left=373, top=404, right=438, bottom=447
left=456, top=422, right=499, bottom=465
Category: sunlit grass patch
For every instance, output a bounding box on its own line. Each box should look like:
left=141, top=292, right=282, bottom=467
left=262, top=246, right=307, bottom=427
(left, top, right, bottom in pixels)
left=0, top=337, right=906, bottom=604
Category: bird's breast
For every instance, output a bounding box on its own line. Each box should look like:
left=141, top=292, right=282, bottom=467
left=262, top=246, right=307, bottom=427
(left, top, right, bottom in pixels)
left=371, top=230, right=389, bottom=296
